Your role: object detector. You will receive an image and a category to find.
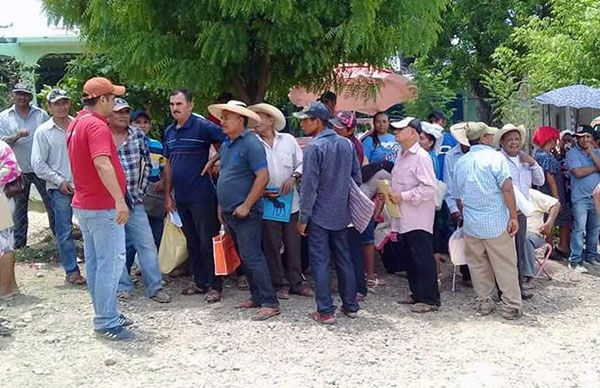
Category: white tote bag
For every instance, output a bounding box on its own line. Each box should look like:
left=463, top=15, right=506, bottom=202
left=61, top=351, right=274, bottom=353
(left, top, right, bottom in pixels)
left=448, top=227, right=468, bottom=266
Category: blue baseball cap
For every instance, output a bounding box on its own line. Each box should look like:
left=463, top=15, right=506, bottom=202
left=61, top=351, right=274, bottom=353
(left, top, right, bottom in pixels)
left=293, top=101, right=331, bottom=121
left=130, top=110, right=151, bottom=121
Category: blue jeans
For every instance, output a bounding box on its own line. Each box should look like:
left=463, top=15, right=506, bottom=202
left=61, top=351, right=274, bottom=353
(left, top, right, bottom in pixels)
left=118, top=205, right=163, bottom=297
left=48, top=190, right=79, bottom=275
left=570, top=196, right=600, bottom=264
left=222, top=212, right=278, bottom=308
left=74, top=208, right=125, bottom=331
left=309, top=222, right=359, bottom=315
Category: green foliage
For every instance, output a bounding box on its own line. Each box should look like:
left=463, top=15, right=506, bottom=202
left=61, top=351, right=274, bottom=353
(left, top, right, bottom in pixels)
left=481, top=68, right=538, bottom=131
left=37, top=55, right=170, bottom=138
left=492, top=0, right=600, bottom=95
left=42, top=0, right=447, bottom=105
left=403, top=59, right=455, bottom=120
left=0, top=57, right=36, bottom=110
left=418, top=0, right=548, bottom=121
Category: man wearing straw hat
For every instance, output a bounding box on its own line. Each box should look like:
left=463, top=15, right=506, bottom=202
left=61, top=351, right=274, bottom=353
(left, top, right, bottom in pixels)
left=248, top=103, right=313, bottom=299
left=208, top=100, right=280, bottom=321
left=454, top=122, right=522, bottom=320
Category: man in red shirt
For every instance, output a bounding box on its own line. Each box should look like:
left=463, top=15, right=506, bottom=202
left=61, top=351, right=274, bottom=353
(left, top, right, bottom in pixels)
left=67, top=77, right=134, bottom=340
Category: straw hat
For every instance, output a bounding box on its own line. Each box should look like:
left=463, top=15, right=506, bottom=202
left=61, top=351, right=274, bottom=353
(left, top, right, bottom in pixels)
left=494, top=124, right=526, bottom=147
left=248, top=103, right=286, bottom=131
left=207, top=100, right=261, bottom=123
left=421, top=122, right=444, bottom=152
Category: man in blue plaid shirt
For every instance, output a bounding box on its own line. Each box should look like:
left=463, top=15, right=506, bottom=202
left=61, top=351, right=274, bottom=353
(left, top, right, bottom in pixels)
left=108, top=98, right=171, bottom=303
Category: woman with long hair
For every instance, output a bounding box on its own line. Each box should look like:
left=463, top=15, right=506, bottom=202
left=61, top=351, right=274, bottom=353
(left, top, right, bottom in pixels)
left=362, top=112, right=399, bottom=163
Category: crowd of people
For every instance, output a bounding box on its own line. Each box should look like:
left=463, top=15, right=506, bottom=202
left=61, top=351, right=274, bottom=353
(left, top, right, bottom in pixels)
left=0, top=77, right=598, bottom=339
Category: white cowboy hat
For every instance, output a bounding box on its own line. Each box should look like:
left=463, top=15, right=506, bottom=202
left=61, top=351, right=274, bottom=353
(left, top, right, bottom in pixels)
left=494, top=123, right=526, bottom=147
left=248, top=103, right=286, bottom=131
left=207, top=100, right=261, bottom=123
left=421, top=122, right=444, bottom=152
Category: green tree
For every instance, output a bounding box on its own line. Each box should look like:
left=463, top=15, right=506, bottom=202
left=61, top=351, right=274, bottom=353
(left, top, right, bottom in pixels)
left=403, top=58, right=455, bottom=120
left=42, top=0, right=447, bottom=106
left=492, top=0, right=600, bottom=95
left=417, top=0, right=549, bottom=122
left=0, top=57, right=31, bottom=110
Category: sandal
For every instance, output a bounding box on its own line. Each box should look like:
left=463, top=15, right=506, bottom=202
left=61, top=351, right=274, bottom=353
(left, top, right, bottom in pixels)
left=180, top=283, right=207, bottom=296
left=66, top=272, right=87, bottom=285
left=237, top=276, right=249, bottom=291
left=205, top=290, right=222, bottom=304
left=410, top=303, right=439, bottom=313
left=235, top=299, right=259, bottom=309
left=309, top=311, right=336, bottom=325
left=397, top=295, right=417, bottom=305
left=251, top=307, right=280, bottom=321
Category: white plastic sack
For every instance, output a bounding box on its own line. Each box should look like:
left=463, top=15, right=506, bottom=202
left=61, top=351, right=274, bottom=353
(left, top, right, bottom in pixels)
left=448, top=227, right=468, bottom=266
left=435, top=180, right=447, bottom=211
left=513, top=184, right=534, bottom=217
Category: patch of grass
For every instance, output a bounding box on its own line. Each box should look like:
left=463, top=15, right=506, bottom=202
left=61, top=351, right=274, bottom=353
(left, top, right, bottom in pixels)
left=15, top=227, right=84, bottom=264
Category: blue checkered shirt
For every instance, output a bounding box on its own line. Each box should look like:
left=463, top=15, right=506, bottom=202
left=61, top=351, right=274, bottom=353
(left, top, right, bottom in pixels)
left=116, top=126, right=150, bottom=205
left=454, top=144, right=512, bottom=239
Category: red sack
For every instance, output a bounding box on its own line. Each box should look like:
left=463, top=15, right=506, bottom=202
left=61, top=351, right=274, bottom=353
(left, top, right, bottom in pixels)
left=212, top=231, right=241, bottom=276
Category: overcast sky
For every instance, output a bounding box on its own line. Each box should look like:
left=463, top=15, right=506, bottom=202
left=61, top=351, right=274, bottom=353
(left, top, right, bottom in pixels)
left=0, top=0, right=76, bottom=38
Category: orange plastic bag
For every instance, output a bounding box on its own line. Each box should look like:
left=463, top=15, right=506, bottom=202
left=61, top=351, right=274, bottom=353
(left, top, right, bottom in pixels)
left=213, top=231, right=241, bottom=276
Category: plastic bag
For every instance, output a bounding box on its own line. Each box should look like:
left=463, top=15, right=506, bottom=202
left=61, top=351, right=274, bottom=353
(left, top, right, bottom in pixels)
left=448, top=227, right=468, bottom=266
left=213, top=229, right=241, bottom=276
left=158, top=212, right=188, bottom=274
left=435, top=180, right=447, bottom=211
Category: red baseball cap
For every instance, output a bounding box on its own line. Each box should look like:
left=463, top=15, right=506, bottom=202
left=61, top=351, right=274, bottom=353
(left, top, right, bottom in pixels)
left=83, top=77, right=126, bottom=99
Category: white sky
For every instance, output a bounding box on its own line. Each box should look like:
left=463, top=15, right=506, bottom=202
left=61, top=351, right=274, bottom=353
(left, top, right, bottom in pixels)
left=0, top=0, right=76, bottom=38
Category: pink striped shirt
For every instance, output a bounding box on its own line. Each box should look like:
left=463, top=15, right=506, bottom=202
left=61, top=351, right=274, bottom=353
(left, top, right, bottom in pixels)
left=0, top=140, right=21, bottom=187
left=390, top=141, right=437, bottom=234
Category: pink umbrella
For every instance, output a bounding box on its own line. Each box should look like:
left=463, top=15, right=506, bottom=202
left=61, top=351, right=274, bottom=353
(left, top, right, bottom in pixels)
left=288, top=64, right=417, bottom=115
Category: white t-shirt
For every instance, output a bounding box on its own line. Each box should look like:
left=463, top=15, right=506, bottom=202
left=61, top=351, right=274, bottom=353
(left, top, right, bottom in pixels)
left=526, top=189, right=559, bottom=237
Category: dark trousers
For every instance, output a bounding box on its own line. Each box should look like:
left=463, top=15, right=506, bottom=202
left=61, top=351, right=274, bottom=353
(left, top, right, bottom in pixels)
left=13, top=172, right=55, bottom=248
left=179, top=200, right=222, bottom=292
left=514, top=213, right=527, bottom=290
left=223, top=212, right=278, bottom=308
left=148, top=215, right=165, bottom=249
left=308, top=222, right=359, bottom=315
left=401, top=229, right=441, bottom=306
left=331, top=226, right=368, bottom=296
left=262, top=212, right=303, bottom=292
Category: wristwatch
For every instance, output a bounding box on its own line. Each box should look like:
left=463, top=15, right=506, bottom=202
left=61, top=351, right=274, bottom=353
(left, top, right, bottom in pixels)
left=291, top=172, right=301, bottom=181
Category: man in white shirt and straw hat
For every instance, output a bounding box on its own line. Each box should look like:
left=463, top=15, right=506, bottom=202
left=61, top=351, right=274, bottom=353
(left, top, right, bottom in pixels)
left=208, top=100, right=280, bottom=321
left=248, top=103, right=313, bottom=300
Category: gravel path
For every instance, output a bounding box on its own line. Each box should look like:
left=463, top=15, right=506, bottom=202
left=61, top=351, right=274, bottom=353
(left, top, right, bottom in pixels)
left=1, top=211, right=600, bottom=387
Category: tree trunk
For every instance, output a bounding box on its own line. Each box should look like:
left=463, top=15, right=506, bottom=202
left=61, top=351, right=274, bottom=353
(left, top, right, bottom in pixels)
left=471, top=79, right=493, bottom=124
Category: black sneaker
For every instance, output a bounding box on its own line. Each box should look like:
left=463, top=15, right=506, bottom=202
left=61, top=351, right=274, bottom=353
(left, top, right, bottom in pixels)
left=117, top=314, right=134, bottom=327
left=95, top=326, right=135, bottom=341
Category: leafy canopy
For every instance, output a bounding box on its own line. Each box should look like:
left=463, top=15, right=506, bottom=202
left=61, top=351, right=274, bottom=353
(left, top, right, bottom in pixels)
left=492, top=0, right=600, bottom=95
left=42, top=0, right=447, bottom=105
left=417, top=0, right=548, bottom=122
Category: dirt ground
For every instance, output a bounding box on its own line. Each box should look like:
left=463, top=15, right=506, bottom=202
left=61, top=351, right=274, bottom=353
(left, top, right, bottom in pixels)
left=1, top=211, right=600, bottom=387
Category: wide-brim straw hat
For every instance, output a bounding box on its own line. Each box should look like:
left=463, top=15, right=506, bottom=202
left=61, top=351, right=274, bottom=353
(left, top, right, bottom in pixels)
left=207, top=100, right=261, bottom=123
left=421, top=122, right=444, bottom=152
left=248, top=103, right=286, bottom=131
left=494, top=123, right=526, bottom=147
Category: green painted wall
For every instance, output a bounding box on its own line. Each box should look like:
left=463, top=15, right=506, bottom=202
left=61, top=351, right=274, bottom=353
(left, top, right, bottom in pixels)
left=0, top=36, right=82, bottom=65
